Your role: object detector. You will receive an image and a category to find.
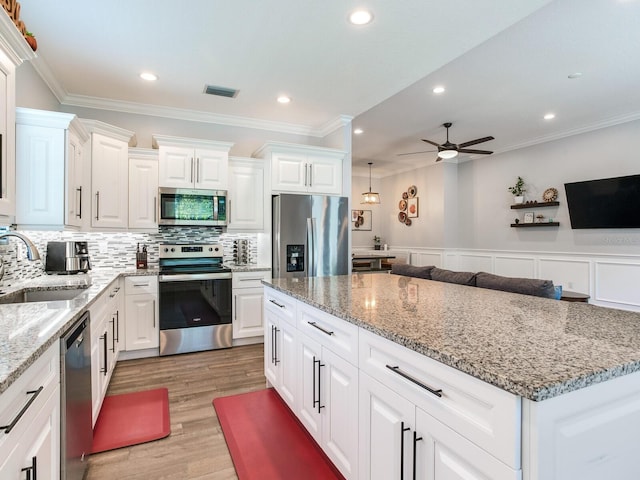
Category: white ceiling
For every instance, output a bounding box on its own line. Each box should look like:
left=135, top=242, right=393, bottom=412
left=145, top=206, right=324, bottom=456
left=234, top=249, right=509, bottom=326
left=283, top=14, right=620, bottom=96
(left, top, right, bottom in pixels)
left=16, top=0, right=640, bottom=176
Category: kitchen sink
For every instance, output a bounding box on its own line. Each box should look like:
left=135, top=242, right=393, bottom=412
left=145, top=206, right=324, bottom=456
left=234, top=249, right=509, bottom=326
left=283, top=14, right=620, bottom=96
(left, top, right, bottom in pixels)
left=0, top=286, right=88, bottom=304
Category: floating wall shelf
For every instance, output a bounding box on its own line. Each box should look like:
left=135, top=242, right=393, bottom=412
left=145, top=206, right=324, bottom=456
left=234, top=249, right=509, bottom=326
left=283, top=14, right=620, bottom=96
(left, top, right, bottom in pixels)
left=511, top=222, right=560, bottom=228
left=510, top=201, right=559, bottom=210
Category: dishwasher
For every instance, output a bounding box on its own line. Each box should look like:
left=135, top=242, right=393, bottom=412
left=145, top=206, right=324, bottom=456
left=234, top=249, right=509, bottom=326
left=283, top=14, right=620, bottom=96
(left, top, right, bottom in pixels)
left=61, top=311, right=92, bottom=480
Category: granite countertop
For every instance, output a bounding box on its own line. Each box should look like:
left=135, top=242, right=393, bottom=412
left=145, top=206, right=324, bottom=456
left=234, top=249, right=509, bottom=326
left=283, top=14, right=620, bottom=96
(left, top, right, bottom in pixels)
left=0, top=267, right=159, bottom=394
left=264, top=274, right=640, bottom=401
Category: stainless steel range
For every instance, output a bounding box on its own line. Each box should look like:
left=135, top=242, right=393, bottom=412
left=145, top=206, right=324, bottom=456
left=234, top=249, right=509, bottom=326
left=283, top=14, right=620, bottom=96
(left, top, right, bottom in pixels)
left=158, top=243, right=232, bottom=356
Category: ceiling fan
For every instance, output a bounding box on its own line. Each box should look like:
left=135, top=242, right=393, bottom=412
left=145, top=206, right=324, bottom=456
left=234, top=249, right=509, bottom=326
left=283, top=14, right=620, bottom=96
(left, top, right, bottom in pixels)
left=398, top=122, right=494, bottom=162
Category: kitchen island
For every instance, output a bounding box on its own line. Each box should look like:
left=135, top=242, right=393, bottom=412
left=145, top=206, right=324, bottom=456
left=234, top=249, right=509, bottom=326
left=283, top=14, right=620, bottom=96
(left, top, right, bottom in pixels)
left=263, top=273, right=640, bottom=480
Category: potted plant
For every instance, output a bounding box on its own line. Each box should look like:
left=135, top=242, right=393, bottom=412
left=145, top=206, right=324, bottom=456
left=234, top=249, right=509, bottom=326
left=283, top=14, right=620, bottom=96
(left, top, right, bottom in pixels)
left=373, top=236, right=381, bottom=250
left=24, top=31, right=37, bottom=52
left=508, top=176, right=526, bottom=204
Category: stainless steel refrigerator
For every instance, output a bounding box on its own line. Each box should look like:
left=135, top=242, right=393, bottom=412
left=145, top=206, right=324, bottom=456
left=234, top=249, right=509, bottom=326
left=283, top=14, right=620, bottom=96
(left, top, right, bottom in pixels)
left=272, top=194, right=349, bottom=278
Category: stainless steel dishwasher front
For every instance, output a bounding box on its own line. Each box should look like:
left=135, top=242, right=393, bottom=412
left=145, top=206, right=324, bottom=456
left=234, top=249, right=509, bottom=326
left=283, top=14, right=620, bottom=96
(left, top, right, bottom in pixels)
left=61, top=311, right=92, bottom=480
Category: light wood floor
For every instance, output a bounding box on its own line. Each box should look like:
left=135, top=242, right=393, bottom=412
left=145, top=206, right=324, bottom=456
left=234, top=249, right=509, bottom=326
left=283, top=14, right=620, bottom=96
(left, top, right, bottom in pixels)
left=86, top=344, right=266, bottom=480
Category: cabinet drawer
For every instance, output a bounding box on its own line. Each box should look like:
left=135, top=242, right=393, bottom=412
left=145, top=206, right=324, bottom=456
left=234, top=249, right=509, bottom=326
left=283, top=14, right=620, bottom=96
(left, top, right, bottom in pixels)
left=264, top=287, right=297, bottom=326
left=298, top=303, right=358, bottom=366
left=125, top=275, right=158, bottom=295
left=232, top=270, right=271, bottom=289
left=0, top=343, right=59, bottom=449
left=359, top=329, right=521, bottom=469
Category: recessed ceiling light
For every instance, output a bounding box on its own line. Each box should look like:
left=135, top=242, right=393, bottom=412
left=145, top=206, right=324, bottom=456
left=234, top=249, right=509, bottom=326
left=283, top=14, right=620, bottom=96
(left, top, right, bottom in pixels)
left=354, top=128, right=364, bottom=135
left=433, top=86, right=445, bottom=94
left=277, top=95, right=291, bottom=104
left=567, top=72, right=583, bottom=79
left=544, top=113, right=556, bottom=120
left=349, top=9, right=373, bottom=25
left=140, top=72, right=157, bottom=81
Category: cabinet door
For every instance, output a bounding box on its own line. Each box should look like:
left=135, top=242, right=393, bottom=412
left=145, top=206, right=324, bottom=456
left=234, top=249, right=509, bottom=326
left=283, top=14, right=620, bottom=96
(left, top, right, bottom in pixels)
left=66, top=131, right=85, bottom=228
left=233, top=287, right=264, bottom=339
left=125, top=294, right=159, bottom=350
left=278, top=319, right=298, bottom=412
left=308, top=154, right=343, bottom=195
left=415, top=408, right=520, bottom=480
left=271, top=152, right=308, bottom=193
left=264, top=309, right=280, bottom=387
left=19, top=386, right=60, bottom=480
left=15, top=124, right=65, bottom=226
left=91, top=133, right=128, bottom=228
left=195, top=148, right=227, bottom=189
left=297, top=333, right=323, bottom=444
left=0, top=59, right=16, bottom=219
left=158, top=145, right=193, bottom=188
left=128, top=157, right=159, bottom=229
left=360, top=372, right=415, bottom=480
left=321, top=348, right=359, bottom=480
left=90, top=334, right=103, bottom=426
left=228, top=160, right=265, bottom=231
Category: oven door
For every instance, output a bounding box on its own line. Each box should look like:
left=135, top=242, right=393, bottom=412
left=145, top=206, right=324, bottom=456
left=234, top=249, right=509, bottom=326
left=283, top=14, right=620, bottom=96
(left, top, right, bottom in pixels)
left=159, top=273, right=232, bottom=330
left=158, top=187, right=227, bottom=226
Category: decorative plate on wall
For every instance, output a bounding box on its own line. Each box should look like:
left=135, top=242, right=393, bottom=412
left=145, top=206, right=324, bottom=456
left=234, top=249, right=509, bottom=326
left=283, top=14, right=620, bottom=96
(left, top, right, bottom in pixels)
left=542, top=187, right=558, bottom=202
left=402, top=191, right=409, bottom=200
left=399, top=199, right=407, bottom=211
left=398, top=211, right=407, bottom=222
left=408, top=185, right=417, bottom=198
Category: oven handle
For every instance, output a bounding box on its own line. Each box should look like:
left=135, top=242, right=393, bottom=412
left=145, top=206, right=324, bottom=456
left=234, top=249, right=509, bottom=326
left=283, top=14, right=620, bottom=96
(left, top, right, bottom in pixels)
left=159, top=272, right=232, bottom=282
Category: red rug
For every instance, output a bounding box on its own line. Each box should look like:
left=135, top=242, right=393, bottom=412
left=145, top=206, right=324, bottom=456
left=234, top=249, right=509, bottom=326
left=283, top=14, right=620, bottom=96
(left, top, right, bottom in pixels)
left=92, top=388, right=171, bottom=454
left=213, top=388, right=345, bottom=480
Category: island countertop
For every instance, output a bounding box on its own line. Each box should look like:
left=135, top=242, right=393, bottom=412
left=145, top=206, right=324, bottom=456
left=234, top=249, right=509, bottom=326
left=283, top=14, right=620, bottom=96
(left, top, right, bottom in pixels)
left=264, top=273, right=640, bottom=401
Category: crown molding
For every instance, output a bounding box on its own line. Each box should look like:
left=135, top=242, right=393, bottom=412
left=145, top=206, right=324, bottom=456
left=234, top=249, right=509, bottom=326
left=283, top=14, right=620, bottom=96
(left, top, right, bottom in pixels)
left=151, top=134, right=234, bottom=151
left=0, top=8, right=36, bottom=66
left=315, top=114, right=353, bottom=137
left=28, top=55, right=67, bottom=102
left=128, top=147, right=158, bottom=159
left=79, top=118, right=136, bottom=145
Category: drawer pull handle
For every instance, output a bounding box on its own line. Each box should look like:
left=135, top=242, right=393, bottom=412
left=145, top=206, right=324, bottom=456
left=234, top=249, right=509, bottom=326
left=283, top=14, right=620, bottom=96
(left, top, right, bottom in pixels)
left=269, top=299, right=285, bottom=308
left=386, top=365, right=443, bottom=398
left=134, top=283, right=150, bottom=287
left=400, top=421, right=410, bottom=480
left=308, top=321, right=334, bottom=336
left=21, top=455, right=37, bottom=480
left=1, top=386, right=44, bottom=434
left=412, top=431, right=423, bottom=480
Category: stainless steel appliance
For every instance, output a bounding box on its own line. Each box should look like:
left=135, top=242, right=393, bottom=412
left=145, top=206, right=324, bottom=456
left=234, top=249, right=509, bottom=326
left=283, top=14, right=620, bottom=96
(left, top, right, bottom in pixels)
left=45, top=241, right=91, bottom=274
left=158, top=243, right=232, bottom=355
left=158, top=187, right=227, bottom=227
left=272, top=194, right=349, bottom=278
left=61, top=311, right=92, bottom=480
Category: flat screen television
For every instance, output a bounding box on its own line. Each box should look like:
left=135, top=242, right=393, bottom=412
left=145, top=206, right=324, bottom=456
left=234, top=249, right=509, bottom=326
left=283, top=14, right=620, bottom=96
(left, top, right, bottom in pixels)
left=564, top=174, right=640, bottom=229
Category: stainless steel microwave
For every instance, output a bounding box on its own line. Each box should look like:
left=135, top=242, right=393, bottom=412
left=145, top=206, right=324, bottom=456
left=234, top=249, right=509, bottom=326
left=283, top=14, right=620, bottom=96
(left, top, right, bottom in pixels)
left=158, top=188, right=227, bottom=226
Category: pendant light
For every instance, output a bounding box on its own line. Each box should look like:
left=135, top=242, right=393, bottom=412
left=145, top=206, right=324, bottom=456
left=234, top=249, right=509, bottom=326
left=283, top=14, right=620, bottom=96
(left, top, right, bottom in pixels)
left=361, top=162, right=380, bottom=204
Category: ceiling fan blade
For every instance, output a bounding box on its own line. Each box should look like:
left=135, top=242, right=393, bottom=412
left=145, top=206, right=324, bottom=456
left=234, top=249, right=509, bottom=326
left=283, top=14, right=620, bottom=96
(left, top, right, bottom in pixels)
left=458, top=136, right=495, bottom=148
left=396, top=150, right=437, bottom=156
left=457, top=148, right=493, bottom=155
left=421, top=138, right=441, bottom=148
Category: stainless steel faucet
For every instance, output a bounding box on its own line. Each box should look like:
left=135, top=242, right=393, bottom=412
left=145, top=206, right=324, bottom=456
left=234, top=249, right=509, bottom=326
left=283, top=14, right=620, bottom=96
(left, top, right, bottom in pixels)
left=0, top=232, right=41, bottom=260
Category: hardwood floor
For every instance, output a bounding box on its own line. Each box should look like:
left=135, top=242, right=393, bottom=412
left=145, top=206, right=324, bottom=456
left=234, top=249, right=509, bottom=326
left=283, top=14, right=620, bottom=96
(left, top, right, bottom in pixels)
left=86, top=344, right=266, bottom=480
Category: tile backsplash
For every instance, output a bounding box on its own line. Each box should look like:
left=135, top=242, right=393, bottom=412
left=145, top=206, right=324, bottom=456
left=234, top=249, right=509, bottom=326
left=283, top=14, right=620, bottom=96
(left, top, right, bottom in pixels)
left=0, top=227, right=259, bottom=289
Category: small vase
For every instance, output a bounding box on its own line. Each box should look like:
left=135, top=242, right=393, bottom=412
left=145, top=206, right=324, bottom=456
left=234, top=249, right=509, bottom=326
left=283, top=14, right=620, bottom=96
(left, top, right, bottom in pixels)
left=514, top=196, right=524, bottom=204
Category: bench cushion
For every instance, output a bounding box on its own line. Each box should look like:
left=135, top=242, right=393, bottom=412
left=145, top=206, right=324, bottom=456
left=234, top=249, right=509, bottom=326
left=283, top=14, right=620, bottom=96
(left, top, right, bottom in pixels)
left=391, top=264, right=435, bottom=280
left=430, top=267, right=477, bottom=286
left=476, top=272, right=556, bottom=298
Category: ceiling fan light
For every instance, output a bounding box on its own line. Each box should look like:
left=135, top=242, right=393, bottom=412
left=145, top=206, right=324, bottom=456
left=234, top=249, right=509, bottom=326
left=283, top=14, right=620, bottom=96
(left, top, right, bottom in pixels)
left=439, top=149, right=458, bottom=159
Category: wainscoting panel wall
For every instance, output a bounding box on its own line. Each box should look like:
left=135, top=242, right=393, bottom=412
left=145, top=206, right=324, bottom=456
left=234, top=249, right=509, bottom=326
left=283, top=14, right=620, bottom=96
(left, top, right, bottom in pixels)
left=405, top=248, right=640, bottom=312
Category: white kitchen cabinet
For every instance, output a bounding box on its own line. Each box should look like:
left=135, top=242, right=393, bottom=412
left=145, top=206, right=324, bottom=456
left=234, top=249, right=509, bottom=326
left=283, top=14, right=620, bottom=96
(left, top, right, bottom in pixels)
left=0, top=17, right=35, bottom=223
left=82, top=120, right=134, bottom=230
left=15, top=108, right=90, bottom=230
left=264, top=288, right=298, bottom=412
left=228, top=157, right=267, bottom=231
left=232, top=270, right=271, bottom=339
left=254, top=142, right=344, bottom=195
left=153, top=135, right=233, bottom=190
left=128, top=148, right=159, bottom=229
left=124, top=275, right=159, bottom=351
left=0, top=342, right=59, bottom=480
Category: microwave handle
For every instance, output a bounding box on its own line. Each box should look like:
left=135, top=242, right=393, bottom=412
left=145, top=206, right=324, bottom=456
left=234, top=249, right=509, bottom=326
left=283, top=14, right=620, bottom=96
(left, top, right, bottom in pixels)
left=190, top=158, right=194, bottom=183
left=154, top=196, right=157, bottom=223
left=196, top=158, right=200, bottom=183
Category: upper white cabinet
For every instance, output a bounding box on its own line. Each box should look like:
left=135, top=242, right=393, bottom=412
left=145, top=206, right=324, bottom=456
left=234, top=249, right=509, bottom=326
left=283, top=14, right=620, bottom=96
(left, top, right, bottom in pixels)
left=153, top=135, right=233, bottom=190
left=82, top=120, right=134, bottom=230
left=128, top=148, right=158, bottom=230
left=15, top=108, right=90, bottom=230
left=0, top=10, right=36, bottom=223
left=228, top=157, right=268, bottom=231
left=255, top=142, right=344, bottom=195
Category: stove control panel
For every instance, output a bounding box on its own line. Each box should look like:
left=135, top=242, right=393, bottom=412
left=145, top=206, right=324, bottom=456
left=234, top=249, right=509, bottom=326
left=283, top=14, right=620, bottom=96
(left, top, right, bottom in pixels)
left=159, top=244, right=223, bottom=259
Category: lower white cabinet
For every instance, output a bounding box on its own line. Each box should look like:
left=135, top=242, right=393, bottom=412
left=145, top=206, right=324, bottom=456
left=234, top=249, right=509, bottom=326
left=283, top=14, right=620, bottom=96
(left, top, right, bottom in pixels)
left=0, top=343, right=60, bottom=480
left=233, top=271, right=271, bottom=340
left=124, top=276, right=159, bottom=351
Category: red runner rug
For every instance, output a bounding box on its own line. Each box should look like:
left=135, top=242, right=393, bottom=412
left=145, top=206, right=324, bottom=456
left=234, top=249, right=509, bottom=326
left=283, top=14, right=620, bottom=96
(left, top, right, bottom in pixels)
left=213, top=388, right=345, bottom=480
left=92, top=387, right=171, bottom=454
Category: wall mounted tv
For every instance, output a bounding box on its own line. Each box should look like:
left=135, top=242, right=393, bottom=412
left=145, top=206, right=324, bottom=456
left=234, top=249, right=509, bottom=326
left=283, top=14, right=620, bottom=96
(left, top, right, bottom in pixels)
left=564, top=174, right=640, bottom=229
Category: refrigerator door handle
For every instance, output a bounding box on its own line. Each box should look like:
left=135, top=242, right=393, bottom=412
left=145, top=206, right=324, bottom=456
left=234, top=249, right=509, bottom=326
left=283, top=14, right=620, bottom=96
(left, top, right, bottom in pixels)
left=307, top=217, right=317, bottom=277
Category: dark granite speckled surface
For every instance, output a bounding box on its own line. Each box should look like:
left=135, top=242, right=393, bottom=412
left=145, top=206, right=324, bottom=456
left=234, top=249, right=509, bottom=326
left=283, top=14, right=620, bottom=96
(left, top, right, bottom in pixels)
left=264, top=273, right=640, bottom=401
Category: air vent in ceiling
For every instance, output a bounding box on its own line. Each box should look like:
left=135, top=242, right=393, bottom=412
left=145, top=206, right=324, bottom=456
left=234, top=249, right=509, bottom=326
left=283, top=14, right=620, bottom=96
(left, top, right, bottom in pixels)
left=203, top=84, right=239, bottom=98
